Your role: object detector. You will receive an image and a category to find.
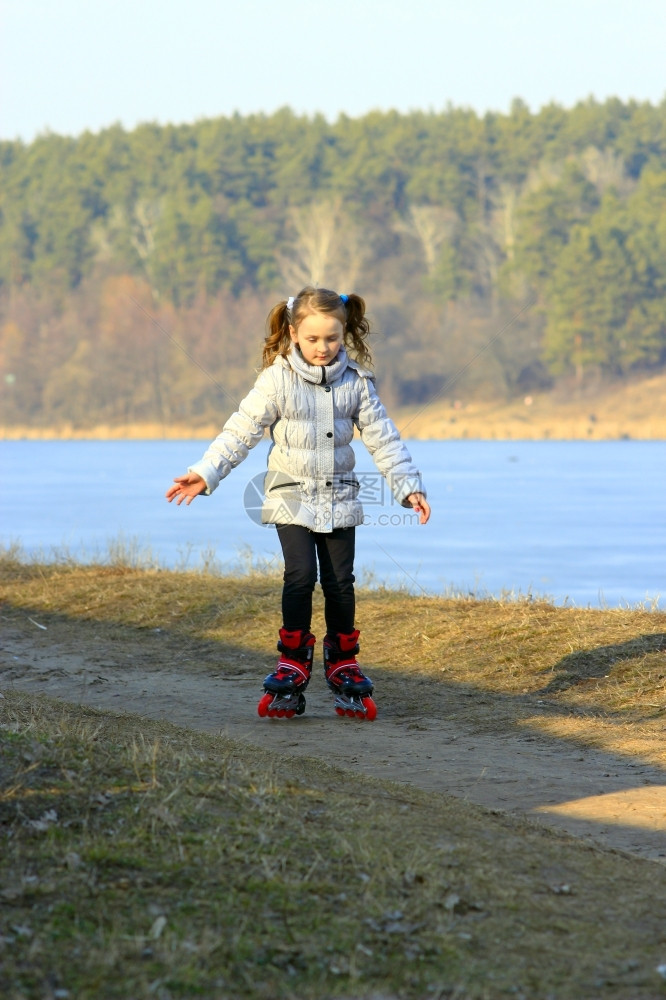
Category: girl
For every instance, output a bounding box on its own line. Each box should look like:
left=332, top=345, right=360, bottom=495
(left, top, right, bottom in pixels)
left=166, top=286, right=430, bottom=720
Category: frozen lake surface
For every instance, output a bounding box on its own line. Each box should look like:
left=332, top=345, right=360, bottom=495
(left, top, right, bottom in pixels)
left=1, top=439, right=664, bottom=608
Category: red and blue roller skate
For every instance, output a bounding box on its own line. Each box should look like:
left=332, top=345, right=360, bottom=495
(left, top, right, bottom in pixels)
left=257, top=628, right=315, bottom=719
left=323, top=629, right=377, bottom=721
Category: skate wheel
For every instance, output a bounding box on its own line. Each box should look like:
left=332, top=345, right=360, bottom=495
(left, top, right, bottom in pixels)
left=257, top=693, right=273, bottom=718
left=362, top=697, right=377, bottom=721
left=335, top=707, right=346, bottom=717
left=345, top=708, right=355, bottom=718
left=276, top=708, right=286, bottom=718
left=285, top=709, right=296, bottom=718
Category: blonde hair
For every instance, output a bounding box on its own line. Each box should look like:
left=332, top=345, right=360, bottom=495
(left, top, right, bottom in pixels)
left=262, top=286, right=372, bottom=369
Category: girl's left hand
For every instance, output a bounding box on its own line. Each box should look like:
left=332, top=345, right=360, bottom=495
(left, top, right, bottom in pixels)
left=407, top=492, right=431, bottom=524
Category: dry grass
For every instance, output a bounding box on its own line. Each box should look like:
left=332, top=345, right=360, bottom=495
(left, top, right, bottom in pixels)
left=2, top=691, right=666, bottom=1000
left=0, top=421, right=226, bottom=441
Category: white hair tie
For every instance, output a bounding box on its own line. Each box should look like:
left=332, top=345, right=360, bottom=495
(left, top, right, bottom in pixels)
left=286, top=296, right=295, bottom=311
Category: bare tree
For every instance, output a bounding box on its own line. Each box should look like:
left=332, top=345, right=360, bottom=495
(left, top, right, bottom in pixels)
left=490, top=184, right=518, bottom=263
left=130, top=199, right=160, bottom=262
left=278, top=198, right=369, bottom=291
left=394, top=204, right=457, bottom=276
left=580, top=146, right=632, bottom=195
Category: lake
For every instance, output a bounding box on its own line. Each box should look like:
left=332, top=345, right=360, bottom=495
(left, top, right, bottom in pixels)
left=1, top=439, right=664, bottom=608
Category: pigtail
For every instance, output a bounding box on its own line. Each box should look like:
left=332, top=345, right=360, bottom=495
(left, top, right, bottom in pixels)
left=343, top=293, right=373, bottom=368
left=262, top=300, right=292, bottom=368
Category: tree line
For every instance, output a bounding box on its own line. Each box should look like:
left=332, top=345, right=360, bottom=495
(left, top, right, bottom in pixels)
left=1, top=98, right=666, bottom=429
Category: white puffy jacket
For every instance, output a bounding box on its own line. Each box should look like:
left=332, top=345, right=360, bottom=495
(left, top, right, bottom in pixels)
left=189, top=345, right=425, bottom=532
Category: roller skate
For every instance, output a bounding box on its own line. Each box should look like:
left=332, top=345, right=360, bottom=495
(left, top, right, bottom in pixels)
left=257, top=628, right=315, bottom=719
left=323, top=629, right=377, bottom=721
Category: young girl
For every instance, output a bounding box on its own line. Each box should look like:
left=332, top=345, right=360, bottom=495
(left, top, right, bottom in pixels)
left=166, top=286, right=430, bottom=720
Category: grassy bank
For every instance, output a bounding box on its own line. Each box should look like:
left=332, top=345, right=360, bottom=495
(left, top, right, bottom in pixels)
left=2, top=554, right=665, bottom=755
left=2, top=556, right=666, bottom=999
left=399, top=371, right=666, bottom=441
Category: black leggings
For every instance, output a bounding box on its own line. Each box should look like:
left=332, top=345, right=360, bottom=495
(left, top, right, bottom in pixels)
left=276, top=524, right=355, bottom=635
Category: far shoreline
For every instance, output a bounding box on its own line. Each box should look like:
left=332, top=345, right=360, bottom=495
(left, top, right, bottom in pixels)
left=2, top=423, right=664, bottom=441
left=2, top=415, right=664, bottom=443
left=3, top=373, right=666, bottom=442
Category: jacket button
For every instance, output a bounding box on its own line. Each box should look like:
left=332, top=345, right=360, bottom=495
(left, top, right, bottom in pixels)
left=326, top=481, right=332, bottom=487
left=326, top=431, right=333, bottom=438
left=324, top=386, right=331, bottom=392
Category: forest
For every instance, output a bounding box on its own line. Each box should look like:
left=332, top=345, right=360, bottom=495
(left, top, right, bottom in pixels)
left=1, top=97, right=666, bottom=429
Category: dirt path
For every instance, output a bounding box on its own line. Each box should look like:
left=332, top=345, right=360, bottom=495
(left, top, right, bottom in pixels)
left=3, top=618, right=666, bottom=865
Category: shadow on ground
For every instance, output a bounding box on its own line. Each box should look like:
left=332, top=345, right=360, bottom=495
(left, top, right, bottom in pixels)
left=538, top=633, right=666, bottom=694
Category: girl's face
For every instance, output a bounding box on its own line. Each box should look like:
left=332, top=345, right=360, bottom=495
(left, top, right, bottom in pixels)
left=290, top=311, right=344, bottom=366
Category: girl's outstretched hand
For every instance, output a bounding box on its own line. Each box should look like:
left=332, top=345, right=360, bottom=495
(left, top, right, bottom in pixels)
left=166, top=473, right=206, bottom=506
left=407, top=492, right=431, bottom=524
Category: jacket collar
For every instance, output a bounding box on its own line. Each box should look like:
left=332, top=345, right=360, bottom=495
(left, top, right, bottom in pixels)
left=287, top=344, right=349, bottom=384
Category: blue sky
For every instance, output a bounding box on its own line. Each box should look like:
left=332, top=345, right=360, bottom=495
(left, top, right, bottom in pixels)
left=1, top=0, right=665, bottom=141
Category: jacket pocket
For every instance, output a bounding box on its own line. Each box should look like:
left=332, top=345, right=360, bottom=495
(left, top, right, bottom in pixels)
left=338, top=477, right=360, bottom=495
left=264, top=470, right=302, bottom=494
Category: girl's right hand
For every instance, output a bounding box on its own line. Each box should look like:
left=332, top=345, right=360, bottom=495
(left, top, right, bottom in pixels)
left=166, top=472, right=207, bottom=506
left=407, top=492, right=431, bottom=524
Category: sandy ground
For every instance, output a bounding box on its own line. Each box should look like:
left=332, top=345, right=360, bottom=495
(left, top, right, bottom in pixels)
left=2, top=614, right=665, bottom=866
